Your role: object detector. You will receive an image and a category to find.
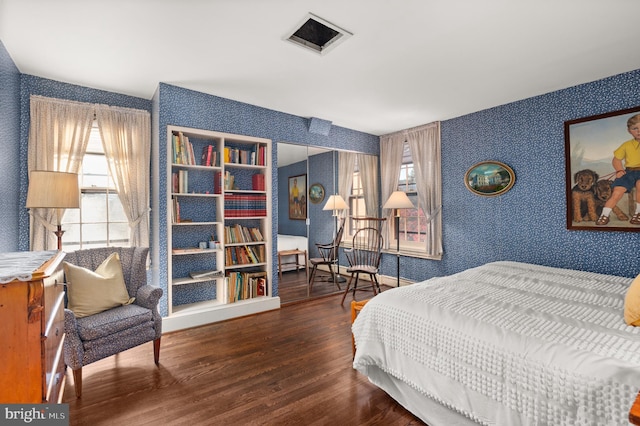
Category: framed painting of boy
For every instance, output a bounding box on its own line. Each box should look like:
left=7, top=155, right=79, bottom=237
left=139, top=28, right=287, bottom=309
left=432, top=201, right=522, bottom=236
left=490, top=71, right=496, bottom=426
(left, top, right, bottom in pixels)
left=288, top=174, right=307, bottom=220
left=565, top=105, right=640, bottom=232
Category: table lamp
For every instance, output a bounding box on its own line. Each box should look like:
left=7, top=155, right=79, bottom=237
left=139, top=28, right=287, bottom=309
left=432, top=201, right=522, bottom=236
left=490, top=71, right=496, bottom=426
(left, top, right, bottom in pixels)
left=26, top=170, right=80, bottom=250
left=383, top=191, right=414, bottom=287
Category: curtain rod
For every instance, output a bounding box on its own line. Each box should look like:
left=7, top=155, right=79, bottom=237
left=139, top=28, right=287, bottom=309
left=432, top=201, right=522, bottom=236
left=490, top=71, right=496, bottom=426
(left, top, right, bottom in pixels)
left=379, top=121, right=439, bottom=139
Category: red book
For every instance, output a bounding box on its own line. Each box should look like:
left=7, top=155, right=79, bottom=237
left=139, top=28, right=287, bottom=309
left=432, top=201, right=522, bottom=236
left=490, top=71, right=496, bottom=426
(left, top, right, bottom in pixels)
left=252, top=174, right=265, bottom=191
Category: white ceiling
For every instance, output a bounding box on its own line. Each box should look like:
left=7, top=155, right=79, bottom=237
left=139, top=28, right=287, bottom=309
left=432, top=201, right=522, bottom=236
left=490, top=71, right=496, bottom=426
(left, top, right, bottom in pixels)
left=1, top=0, right=639, bottom=136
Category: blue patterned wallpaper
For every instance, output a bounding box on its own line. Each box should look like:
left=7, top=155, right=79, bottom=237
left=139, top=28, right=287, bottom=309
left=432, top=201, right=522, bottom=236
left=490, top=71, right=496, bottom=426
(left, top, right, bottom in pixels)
left=391, top=69, right=640, bottom=283
left=157, top=83, right=379, bottom=315
left=3, top=42, right=639, bottom=315
left=0, top=41, right=20, bottom=252
left=16, top=75, right=151, bottom=251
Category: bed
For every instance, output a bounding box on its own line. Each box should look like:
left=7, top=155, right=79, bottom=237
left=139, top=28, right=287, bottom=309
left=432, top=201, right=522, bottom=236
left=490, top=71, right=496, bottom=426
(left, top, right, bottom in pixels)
left=352, top=261, right=640, bottom=425
left=277, top=234, right=308, bottom=273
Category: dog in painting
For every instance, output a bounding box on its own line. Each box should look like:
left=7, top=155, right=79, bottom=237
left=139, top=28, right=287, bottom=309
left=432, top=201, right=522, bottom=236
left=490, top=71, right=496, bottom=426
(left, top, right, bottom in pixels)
left=571, top=169, right=598, bottom=222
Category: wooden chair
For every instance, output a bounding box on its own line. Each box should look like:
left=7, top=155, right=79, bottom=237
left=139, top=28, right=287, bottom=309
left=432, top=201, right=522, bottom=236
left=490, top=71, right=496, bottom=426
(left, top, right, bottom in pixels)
left=341, top=227, right=383, bottom=305
left=308, top=217, right=345, bottom=293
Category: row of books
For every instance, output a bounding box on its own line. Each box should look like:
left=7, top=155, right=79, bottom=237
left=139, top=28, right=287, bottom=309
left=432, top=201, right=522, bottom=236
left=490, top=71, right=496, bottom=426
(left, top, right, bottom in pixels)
left=224, top=194, right=267, bottom=217
left=217, top=271, right=267, bottom=304
left=200, top=144, right=219, bottom=167
left=224, top=224, right=264, bottom=244
left=224, top=145, right=267, bottom=166
left=172, top=132, right=197, bottom=165
left=172, top=170, right=191, bottom=194
left=225, top=245, right=265, bottom=266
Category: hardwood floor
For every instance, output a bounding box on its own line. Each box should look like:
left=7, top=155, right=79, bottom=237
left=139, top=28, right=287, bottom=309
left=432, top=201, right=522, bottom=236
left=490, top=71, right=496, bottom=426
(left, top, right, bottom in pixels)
left=278, top=267, right=384, bottom=305
left=63, top=292, right=423, bottom=425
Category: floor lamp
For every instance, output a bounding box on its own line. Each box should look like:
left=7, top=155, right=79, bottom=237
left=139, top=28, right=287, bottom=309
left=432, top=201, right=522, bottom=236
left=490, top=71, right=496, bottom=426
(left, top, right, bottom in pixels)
left=323, top=194, right=348, bottom=283
left=383, top=191, right=414, bottom=287
left=26, top=170, right=80, bottom=250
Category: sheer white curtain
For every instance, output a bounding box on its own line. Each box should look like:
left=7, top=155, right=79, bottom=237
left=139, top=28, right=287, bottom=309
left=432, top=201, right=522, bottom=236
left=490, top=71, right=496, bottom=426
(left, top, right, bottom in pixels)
left=379, top=133, right=405, bottom=249
left=338, top=151, right=356, bottom=212
left=357, top=153, right=379, bottom=218
left=96, top=105, right=151, bottom=247
left=406, top=122, right=443, bottom=257
left=27, top=96, right=93, bottom=250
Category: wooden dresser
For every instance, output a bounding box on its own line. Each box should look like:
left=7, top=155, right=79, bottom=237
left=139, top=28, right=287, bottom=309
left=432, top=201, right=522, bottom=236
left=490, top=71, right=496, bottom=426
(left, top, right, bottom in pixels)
left=0, top=251, right=66, bottom=403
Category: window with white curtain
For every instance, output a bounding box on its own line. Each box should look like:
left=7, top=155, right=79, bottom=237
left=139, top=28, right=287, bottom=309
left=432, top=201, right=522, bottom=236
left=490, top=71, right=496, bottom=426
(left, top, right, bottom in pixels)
left=380, top=121, right=442, bottom=259
left=346, top=157, right=364, bottom=237
left=394, top=141, right=429, bottom=251
left=61, top=121, right=129, bottom=250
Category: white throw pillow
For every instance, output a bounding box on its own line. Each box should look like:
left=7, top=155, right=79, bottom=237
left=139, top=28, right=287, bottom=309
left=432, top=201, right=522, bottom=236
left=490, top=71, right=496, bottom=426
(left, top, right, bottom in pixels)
left=64, top=252, right=135, bottom=318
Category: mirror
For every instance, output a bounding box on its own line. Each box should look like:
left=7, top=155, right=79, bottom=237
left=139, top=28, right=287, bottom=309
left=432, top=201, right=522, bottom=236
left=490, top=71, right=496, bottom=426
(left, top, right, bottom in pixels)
left=277, top=142, right=379, bottom=304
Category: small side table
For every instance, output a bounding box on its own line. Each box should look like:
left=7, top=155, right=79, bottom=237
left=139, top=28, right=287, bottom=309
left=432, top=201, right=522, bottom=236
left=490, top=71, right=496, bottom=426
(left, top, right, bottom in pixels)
left=277, top=249, right=308, bottom=281
left=351, top=299, right=370, bottom=358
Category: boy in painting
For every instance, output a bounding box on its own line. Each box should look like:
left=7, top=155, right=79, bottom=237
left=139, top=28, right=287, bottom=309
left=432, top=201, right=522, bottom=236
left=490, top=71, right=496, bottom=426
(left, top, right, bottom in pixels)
left=597, top=114, right=640, bottom=225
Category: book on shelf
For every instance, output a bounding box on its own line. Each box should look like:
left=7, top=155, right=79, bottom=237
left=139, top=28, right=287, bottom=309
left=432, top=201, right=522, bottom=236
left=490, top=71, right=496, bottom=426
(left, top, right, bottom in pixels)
left=224, top=194, right=267, bottom=217
left=172, top=247, right=206, bottom=254
left=224, top=224, right=264, bottom=244
left=223, top=144, right=267, bottom=166
left=189, top=269, right=222, bottom=279
left=172, top=170, right=189, bottom=193
left=252, top=174, right=265, bottom=191
left=223, top=271, right=268, bottom=303
left=172, top=132, right=196, bottom=165
left=200, top=145, right=218, bottom=167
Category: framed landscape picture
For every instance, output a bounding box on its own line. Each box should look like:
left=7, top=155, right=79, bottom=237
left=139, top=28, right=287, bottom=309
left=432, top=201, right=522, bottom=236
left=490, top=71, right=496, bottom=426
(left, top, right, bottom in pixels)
left=565, top=105, right=640, bottom=232
left=464, top=161, right=515, bottom=197
left=308, top=183, right=325, bottom=204
left=288, top=174, right=307, bottom=220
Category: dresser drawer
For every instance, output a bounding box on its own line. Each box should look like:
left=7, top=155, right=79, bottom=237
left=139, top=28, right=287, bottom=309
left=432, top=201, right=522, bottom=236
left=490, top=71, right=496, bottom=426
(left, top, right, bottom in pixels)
left=43, top=290, right=65, bottom=402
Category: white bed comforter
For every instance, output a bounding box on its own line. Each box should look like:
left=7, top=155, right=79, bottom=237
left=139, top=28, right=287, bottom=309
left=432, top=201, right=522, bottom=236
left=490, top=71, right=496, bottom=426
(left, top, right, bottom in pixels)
left=352, top=261, right=640, bottom=425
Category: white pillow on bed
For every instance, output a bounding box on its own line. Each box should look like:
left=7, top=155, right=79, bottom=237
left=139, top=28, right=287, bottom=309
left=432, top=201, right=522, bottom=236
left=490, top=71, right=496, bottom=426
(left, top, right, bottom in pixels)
left=624, top=274, right=640, bottom=326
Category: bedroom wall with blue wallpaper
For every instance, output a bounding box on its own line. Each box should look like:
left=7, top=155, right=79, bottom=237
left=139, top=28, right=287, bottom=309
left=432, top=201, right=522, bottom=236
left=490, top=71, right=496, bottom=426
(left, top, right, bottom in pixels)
left=157, top=83, right=380, bottom=314
left=395, top=68, right=640, bottom=284
left=307, top=150, right=338, bottom=254
left=0, top=41, right=21, bottom=252
left=15, top=75, right=152, bottom=251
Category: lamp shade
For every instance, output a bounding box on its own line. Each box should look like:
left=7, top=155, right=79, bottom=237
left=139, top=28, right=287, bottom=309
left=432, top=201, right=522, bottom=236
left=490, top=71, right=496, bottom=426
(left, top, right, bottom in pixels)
left=26, top=171, right=80, bottom=210
left=383, top=191, right=414, bottom=210
left=322, top=194, right=348, bottom=211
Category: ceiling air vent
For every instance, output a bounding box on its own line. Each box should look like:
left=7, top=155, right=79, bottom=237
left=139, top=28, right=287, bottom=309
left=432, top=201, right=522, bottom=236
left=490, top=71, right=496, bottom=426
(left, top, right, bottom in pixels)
left=285, top=13, right=352, bottom=55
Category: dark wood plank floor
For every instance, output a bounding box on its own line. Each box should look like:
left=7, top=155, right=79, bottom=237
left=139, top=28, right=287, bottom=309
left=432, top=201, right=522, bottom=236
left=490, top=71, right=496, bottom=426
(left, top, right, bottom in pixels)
left=278, top=267, right=384, bottom=305
left=63, top=291, right=423, bottom=425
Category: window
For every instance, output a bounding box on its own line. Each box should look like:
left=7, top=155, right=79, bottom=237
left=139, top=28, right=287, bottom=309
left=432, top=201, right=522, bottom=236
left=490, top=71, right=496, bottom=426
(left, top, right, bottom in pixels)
left=392, top=142, right=429, bottom=252
left=347, top=157, right=365, bottom=237
left=62, top=122, right=129, bottom=250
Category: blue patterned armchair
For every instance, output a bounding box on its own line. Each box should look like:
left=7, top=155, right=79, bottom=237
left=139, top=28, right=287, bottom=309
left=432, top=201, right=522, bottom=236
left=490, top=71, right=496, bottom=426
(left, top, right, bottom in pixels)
left=63, top=247, right=162, bottom=398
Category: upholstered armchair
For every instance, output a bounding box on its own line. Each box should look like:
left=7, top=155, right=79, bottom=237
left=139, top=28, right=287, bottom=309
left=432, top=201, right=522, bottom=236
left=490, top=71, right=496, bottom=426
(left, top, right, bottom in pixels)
left=62, top=247, right=162, bottom=398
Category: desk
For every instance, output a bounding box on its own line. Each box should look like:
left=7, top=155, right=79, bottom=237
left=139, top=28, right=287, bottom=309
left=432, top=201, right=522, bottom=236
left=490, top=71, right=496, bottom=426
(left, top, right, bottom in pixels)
left=277, top=249, right=308, bottom=281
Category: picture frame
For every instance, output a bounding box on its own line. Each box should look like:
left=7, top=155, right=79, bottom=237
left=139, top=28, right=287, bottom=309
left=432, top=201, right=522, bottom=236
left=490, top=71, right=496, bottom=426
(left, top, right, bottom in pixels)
left=308, top=183, right=325, bottom=204
left=464, top=161, right=515, bottom=197
left=564, top=105, right=640, bottom=232
left=288, top=174, right=307, bottom=220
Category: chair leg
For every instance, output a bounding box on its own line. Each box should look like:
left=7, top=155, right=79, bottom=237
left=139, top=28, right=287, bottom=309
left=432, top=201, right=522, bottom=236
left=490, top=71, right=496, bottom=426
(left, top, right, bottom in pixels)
left=72, top=368, right=82, bottom=398
left=154, top=338, right=161, bottom=365
left=341, top=273, right=355, bottom=305
left=308, top=265, right=317, bottom=284
left=372, top=274, right=382, bottom=293
left=352, top=273, right=360, bottom=299
left=330, top=263, right=342, bottom=290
